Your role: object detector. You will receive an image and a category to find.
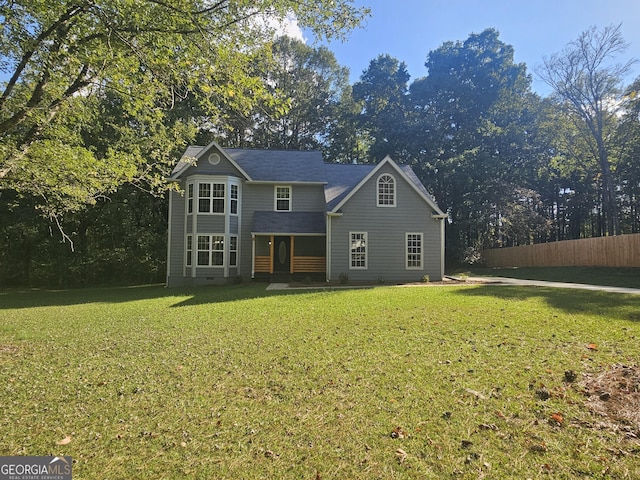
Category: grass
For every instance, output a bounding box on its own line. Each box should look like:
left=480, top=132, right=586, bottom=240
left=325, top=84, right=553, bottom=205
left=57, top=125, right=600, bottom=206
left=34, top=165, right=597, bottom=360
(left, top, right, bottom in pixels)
left=460, top=266, right=640, bottom=289
left=1, top=283, right=640, bottom=479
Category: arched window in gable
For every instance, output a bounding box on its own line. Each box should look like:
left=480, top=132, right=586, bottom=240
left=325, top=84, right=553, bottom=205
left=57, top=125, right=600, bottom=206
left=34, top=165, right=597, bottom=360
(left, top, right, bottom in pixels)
left=377, top=173, right=396, bottom=207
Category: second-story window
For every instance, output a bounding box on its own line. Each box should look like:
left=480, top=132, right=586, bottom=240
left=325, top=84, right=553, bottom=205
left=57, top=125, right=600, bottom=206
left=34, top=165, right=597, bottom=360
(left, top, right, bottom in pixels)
left=198, top=182, right=225, bottom=213
left=377, top=174, right=396, bottom=207
left=275, top=186, right=291, bottom=211
left=230, top=184, right=238, bottom=215
left=187, top=183, right=194, bottom=214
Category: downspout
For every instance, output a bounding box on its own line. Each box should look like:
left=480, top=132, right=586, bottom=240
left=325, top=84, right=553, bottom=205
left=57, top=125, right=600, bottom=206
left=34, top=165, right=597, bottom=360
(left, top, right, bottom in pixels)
left=326, top=214, right=331, bottom=282
left=439, top=217, right=445, bottom=280
left=251, top=234, right=255, bottom=279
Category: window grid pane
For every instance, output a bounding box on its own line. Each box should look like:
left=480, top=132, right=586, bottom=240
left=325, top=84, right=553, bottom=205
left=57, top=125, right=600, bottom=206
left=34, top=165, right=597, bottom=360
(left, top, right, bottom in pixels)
left=212, top=183, right=225, bottom=213
left=407, top=234, right=422, bottom=268
left=212, top=235, right=224, bottom=266
left=198, top=183, right=211, bottom=213
left=230, top=185, right=238, bottom=215
left=186, top=235, right=192, bottom=266
left=187, top=184, right=193, bottom=214
left=377, top=175, right=395, bottom=206
left=276, top=186, right=291, bottom=211
left=197, top=235, right=210, bottom=266
left=350, top=232, right=367, bottom=269
left=229, top=236, right=238, bottom=267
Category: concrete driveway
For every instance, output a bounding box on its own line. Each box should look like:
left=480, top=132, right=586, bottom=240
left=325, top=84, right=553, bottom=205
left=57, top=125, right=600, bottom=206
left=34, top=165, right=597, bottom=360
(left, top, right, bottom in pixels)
left=462, top=276, right=640, bottom=295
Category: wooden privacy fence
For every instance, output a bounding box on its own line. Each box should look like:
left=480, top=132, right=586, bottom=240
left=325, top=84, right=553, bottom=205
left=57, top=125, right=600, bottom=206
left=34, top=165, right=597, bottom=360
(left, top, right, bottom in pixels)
left=483, top=234, right=640, bottom=268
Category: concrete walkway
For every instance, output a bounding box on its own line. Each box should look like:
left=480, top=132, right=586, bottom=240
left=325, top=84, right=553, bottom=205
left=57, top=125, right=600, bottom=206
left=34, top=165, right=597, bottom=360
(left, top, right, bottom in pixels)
left=461, top=276, right=640, bottom=295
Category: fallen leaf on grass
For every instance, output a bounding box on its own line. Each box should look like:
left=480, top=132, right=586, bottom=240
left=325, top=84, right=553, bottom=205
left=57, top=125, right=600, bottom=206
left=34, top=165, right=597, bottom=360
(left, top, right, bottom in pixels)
left=56, top=435, right=72, bottom=445
left=550, top=412, right=564, bottom=425
left=529, top=442, right=547, bottom=453
left=464, top=388, right=487, bottom=400
left=478, top=423, right=499, bottom=431
left=587, top=343, right=598, bottom=350
left=395, top=448, right=408, bottom=463
left=390, top=426, right=408, bottom=439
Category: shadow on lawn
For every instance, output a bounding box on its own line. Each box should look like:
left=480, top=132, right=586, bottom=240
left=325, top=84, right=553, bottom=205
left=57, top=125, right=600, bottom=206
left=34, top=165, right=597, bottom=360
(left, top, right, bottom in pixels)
left=0, top=282, right=314, bottom=310
left=455, top=284, right=640, bottom=323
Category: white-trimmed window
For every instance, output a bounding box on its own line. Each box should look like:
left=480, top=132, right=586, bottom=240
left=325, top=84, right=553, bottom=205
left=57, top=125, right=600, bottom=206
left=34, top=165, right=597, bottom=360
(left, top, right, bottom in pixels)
left=197, top=235, right=224, bottom=266
left=350, top=232, right=367, bottom=269
left=187, top=183, right=194, bottom=214
left=229, top=236, right=238, bottom=267
left=198, top=182, right=225, bottom=213
left=406, top=233, right=423, bottom=269
left=230, top=184, right=238, bottom=215
left=377, top=174, right=396, bottom=207
left=186, top=234, right=193, bottom=266
left=275, top=186, right=291, bottom=211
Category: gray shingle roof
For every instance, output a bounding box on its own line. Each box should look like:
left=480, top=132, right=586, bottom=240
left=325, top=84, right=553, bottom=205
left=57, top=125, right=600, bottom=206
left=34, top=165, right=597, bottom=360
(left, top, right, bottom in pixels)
left=227, top=149, right=326, bottom=183
left=251, top=211, right=326, bottom=234
left=171, top=145, right=441, bottom=214
left=323, top=163, right=375, bottom=211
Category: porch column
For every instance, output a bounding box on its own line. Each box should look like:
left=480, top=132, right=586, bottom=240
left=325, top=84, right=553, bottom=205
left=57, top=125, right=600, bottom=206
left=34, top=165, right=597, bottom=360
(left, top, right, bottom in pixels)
left=251, top=234, right=255, bottom=279
left=269, top=235, right=274, bottom=274
left=290, top=235, right=295, bottom=274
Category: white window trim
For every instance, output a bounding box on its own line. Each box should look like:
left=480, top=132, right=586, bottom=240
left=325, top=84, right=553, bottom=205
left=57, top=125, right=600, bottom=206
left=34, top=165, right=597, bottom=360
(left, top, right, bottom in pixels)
left=349, top=232, right=368, bottom=270
left=186, top=183, right=194, bottom=215
left=230, top=183, right=239, bottom=216
left=197, top=181, right=226, bottom=215
left=186, top=234, right=193, bottom=267
left=377, top=173, right=396, bottom=207
left=196, top=234, right=225, bottom=267
left=405, top=232, right=423, bottom=270
left=274, top=185, right=292, bottom=212
left=229, top=235, right=238, bottom=267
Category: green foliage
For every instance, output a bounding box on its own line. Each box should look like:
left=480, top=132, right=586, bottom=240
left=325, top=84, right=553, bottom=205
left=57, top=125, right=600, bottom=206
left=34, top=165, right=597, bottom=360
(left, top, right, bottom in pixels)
left=0, top=0, right=369, bottom=216
left=211, top=36, right=351, bottom=151
left=352, top=54, right=412, bottom=162
left=407, top=29, right=541, bottom=260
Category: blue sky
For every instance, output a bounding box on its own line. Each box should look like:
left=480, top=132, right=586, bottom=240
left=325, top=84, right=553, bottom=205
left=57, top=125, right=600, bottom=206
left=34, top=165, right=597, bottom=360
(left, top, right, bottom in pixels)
left=315, top=0, right=640, bottom=95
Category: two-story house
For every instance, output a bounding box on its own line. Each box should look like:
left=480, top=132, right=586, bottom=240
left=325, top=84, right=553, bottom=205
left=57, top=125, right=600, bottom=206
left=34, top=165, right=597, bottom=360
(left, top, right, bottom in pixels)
left=166, top=141, right=446, bottom=287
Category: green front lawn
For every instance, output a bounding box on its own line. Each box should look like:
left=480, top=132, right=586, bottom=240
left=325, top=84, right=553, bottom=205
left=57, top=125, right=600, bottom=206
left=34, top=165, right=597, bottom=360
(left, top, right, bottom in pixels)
left=1, top=283, right=639, bottom=479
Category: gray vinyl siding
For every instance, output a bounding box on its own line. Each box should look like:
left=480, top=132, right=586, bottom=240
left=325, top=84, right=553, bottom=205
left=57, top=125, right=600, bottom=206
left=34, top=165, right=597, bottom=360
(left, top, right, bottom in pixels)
left=237, top=182, right=327, bottom=279
left=196, top=215, right=226, bottom=232
left=243, top=183, right=326, bottom=212
left=166, top=189, right=186, bottom=287
left=329, top=164, right=443, bottom=282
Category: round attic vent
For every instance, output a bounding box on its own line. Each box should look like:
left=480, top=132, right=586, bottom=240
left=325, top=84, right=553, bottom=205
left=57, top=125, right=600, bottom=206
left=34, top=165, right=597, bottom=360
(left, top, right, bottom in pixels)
left=208, top=153, right=220, bottom=165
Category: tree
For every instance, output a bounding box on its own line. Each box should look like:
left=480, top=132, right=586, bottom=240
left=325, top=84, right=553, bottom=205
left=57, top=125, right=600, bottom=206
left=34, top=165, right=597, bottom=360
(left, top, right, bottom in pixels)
left=212, top=36, right=351, bottom=151
left=537, top=23, right=636, bottom=236
left=0, top=0, right=368, bottom=220
left=615, top=78, right=640, bottom=233
left=408, top=29, right=539, bottom=261
left=352, top=54, right=411, bottom=162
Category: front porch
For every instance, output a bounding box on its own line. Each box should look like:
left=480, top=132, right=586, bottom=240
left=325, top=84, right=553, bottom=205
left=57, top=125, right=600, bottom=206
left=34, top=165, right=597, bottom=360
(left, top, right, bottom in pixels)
left=252, top=234, right=326, bottom=279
